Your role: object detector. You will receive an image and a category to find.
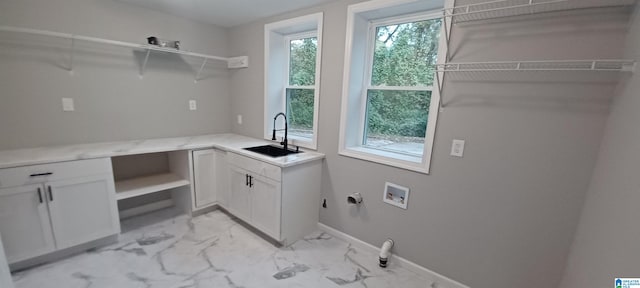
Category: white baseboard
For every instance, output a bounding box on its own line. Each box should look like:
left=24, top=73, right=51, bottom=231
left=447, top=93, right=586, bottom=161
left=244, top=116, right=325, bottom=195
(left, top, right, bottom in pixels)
left=317, top=223, right=470, bottom=288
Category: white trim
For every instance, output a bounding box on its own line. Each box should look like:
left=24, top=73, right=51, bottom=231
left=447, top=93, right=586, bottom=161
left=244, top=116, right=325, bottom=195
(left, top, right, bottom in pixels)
left=368, top=86, right=435, bottom=91
left=339, top=0, right=450, bottom=174
left=371, top=9, right=445, bottom=27
left=264, top=13, right=323, bottom=151
left=286, top=85, right=316, bottom=90
left=340, top=147, right=428, bottom=174
left=317, top=223, right=471, bottom=288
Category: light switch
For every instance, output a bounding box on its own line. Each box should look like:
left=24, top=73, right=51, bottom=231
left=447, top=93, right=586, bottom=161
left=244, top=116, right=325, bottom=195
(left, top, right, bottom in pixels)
left=237, top=114, right=243, bottom=125
left=450, top=139, right=465, bottom=157
left=62, top=98, right=74, bottom=112
left=189, top=100, right=197, bottom=111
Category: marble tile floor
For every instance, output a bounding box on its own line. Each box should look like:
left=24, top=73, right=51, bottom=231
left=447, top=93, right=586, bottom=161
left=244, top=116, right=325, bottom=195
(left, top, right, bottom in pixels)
left=12, top=209, right=430, bottom=288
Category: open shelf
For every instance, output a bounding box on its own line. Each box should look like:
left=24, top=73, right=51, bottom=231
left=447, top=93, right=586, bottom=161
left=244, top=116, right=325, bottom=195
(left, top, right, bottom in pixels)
left=0, top=25, right=248, bottom=80
left=443, top=0, right=637, bottom=23
left=115, top=173, right=190, bottom=201
left=435, top=60, right=636, bottom=73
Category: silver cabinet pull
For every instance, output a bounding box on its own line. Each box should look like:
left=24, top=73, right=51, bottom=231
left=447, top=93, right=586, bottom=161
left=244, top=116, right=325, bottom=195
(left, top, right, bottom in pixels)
left=47, top=186, right=53, bottom=201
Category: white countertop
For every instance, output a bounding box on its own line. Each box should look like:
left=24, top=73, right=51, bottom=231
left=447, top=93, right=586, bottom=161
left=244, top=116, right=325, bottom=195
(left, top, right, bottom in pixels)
left=0, top=134, right=324, bottom=169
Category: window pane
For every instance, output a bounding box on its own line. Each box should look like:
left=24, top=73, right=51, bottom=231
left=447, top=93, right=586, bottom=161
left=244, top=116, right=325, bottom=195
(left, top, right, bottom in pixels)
left=289, top=37, right=317, bottom=86
left=364, top=89, right=431, bottom=156
left=371, top=19, right=441, bottom=87
left=286, top=88, right=315, bottom=139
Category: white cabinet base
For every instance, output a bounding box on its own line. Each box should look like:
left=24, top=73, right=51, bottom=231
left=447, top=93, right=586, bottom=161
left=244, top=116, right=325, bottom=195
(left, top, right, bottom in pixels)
left=227, top=152, right=322, bottom=245
left=0, top=158, right=120, bottom=268
left=8, top=234, right=119, bottom=272
left=0, top=184, right=55, bottom=264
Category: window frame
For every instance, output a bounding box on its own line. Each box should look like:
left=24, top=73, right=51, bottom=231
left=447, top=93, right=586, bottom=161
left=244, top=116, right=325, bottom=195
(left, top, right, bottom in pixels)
left=264, top=13, right=323, bottom=150
left=360, top=12, right=443, bottom=158
left=338, top=0, right=451, bottom=174
left=283, top=31, right=319, bottom=143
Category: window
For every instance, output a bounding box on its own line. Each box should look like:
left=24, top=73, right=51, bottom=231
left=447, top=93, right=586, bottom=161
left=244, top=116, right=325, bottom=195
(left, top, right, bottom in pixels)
left=286, top=33, right=317, bottom=139
left=339, top=0, right=448, bottom=173
left=364, top=17, right=441, bottom=157
left=265, top=13, right=323, bottom=150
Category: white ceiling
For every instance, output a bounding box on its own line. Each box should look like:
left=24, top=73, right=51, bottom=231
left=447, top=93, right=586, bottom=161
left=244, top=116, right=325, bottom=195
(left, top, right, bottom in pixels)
left=116, top=0, right=339, bottom=27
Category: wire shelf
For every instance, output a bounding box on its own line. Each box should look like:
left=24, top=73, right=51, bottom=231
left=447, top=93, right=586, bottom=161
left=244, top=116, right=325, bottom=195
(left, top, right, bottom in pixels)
left=443, top=0, right=637, bottom=23
left=435, top=60, right=636, bottom=73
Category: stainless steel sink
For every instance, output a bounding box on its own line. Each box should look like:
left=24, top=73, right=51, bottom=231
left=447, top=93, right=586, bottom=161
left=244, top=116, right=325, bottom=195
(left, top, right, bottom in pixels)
left=243, top=145, right=302, bottom=158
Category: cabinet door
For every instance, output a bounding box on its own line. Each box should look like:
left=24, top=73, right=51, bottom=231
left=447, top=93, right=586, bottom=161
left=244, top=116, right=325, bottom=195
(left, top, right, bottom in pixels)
left=193, top=149, right=217, bottom=208
left=250, top=174, right=281, bottom=239
left=46, top=174, right=120, bottom=250
left=0, top=184, right=55, bottom=264
left=214, top=150, right=229, bottom=208
left=228, top=166, right=251, bottom=222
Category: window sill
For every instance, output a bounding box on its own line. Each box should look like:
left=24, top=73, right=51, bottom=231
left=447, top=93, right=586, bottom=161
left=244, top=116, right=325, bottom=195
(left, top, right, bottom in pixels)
left=339, top=146, right=429, bottom=174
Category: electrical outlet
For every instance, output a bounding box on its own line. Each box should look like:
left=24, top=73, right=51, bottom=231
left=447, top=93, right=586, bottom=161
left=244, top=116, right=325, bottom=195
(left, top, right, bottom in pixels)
left=450, top=139, right=465, bottom=157
left=189, top=100, right=197, bottom=111
left=237, top=114, right=243, bottom=125
left=62, top=98, right=74, bottom=112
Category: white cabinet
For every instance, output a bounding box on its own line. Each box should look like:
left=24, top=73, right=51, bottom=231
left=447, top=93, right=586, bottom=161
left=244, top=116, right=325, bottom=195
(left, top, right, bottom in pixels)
left=214, top=150, right=229, bottom=207
left=47, top=175, right=119, bottom=250
left=193, top=149, right=217, bottom=208
left=0, top=184, right=55, bottom=263
left=0, top=158, right=120, bottom=264
left=249, top=173, right=281, bottom=238
left=228, top=166, right=252, bottom=222
left=227, top=152, right=321, bottom=244
left=192, top=149, right=228, bottom=210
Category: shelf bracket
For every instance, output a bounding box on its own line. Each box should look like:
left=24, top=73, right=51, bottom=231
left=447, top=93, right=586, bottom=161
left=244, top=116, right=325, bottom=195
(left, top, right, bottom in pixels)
left=442, top=10, right=451, bottom=62
left=436, top=69, right=445, bottom=110
left=139, top=49, right=151, bottom=79
left=68, top=37, right=75, bottom=75
left=194, top=58, right=208, bottom=83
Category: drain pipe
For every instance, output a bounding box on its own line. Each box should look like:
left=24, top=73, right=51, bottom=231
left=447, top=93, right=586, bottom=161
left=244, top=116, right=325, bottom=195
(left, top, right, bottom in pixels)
left=378, top=239, right=394, bottom=268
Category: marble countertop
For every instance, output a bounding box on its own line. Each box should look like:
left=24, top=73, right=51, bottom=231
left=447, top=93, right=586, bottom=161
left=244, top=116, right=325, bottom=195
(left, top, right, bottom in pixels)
left=0, top=134, right=325, bottom=169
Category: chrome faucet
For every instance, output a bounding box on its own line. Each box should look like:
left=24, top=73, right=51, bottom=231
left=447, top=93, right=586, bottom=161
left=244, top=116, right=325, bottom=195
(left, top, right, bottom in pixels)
left=272, top=112, right=288, bottom=151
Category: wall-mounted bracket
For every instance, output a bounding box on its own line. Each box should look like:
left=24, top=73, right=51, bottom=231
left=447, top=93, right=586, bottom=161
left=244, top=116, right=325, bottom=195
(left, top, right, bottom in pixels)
left=623, top=62, right=636, bottom=73
left=139, top=49, right=151, bottom=79
left=194, top=58, right=208, bottom=83
left=227, top=56, right=249, bottom=69
left=441, top=10, right=451, bottom=63
left=436, top=70, right=445, bottom=110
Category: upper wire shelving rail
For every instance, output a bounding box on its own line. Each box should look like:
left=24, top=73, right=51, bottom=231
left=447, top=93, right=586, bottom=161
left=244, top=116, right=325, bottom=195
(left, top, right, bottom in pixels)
left=435, top=60, right=636, bottom=73
left=442, top=0, right=637, bottom=23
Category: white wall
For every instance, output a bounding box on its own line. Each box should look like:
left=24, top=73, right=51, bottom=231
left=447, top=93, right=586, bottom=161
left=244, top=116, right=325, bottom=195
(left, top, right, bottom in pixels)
left=0, top=0, right=232, bottom=150
left=228, top=1, right=632, bottom=288
left=559, top=5, right=640, bottom=288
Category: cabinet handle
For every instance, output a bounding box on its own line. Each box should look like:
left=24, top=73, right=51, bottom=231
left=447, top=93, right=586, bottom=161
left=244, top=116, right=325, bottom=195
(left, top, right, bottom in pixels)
left=47, top=186, right=53, bottom=201
left=30, top=172, right=53, bottom=177
left=246, top=174, right=249, bottom=186
left=249, top=175, right=253, bottom=188
left=37, top=187, right=43, bottom=203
